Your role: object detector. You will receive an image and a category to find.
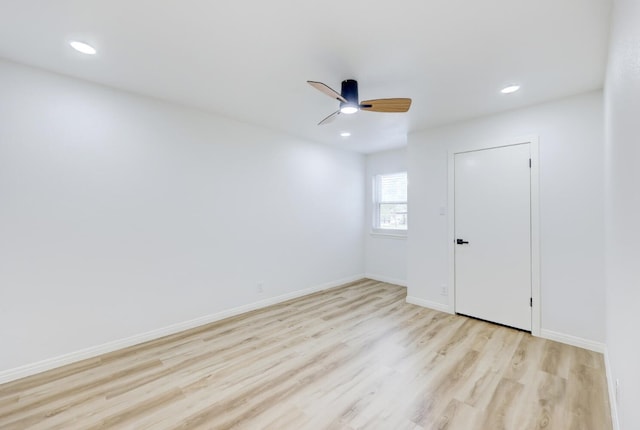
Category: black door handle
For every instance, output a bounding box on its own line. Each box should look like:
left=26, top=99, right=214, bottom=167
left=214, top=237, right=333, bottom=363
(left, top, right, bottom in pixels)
left=456, top=238, right=469, bottom=245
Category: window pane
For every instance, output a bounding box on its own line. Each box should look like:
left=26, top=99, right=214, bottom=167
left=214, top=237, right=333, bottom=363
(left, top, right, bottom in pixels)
left=379, top=173, right=407, bottom=203
left=379, top=203, right=408, bottom=230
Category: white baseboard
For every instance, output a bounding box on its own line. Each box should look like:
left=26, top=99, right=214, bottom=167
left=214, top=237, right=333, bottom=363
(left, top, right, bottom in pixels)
left=604, top=348, right=620, bottom=430
left=364, top=273, right=407, bottom=287
left=539, top=329, right=606, bottom=353
left=0, top=274, right=365, bottom=385
left=406, top=295, right=452, bottom=314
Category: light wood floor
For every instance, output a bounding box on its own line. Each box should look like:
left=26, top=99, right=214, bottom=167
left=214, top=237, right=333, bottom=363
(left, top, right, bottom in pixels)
left=0, top=279, right=611, bottom=430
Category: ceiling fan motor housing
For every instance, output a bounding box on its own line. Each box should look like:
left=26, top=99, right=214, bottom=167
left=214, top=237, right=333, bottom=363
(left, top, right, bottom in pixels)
left=340, top=79, right=359, bottom=110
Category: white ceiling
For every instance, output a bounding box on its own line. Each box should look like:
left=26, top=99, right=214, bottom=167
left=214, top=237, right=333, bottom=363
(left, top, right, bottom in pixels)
left=0, top=0, right=611, bottom=153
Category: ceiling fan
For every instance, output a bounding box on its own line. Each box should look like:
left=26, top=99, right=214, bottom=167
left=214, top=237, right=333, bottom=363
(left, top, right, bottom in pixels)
left=307, top=79, right=411, bottom=125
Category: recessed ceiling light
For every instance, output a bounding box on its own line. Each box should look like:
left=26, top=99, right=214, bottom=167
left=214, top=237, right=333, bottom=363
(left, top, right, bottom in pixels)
left=340, top=132, right=351, bottom=137
left=69, top=41, right=97, bottom=55
left=501, top=85, right=520, bottom=94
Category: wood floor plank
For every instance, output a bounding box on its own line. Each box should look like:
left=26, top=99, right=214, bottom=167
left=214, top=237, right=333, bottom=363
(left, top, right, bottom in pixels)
left=0, top=279, right=612, bottom=430
left=480, top=377, right=525, bottom=430
left=523, top=371, right=567, bottom=430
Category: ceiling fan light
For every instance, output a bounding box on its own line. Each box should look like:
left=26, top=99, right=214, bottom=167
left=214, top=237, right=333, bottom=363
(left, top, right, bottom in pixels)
left=340, top=105, right=358, bottom=114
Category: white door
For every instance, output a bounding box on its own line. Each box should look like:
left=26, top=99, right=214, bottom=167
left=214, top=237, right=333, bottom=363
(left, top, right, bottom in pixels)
left=454, top=143, right=532, bottom=331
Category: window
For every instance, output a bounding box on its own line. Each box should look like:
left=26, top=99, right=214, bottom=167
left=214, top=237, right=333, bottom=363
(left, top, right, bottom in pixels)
left=373, top=172, right=408, bottom=231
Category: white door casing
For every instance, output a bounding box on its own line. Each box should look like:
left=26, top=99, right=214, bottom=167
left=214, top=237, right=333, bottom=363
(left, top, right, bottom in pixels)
left=447, top=136, right=540, bottom=336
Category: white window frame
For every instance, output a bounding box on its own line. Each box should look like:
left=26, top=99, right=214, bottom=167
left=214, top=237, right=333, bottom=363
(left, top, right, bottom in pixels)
left=372, top=171, right=408, bottom=236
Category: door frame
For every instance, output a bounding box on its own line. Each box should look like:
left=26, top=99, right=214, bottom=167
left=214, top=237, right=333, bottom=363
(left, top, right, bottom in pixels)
left=447, top=135, right=540, bottom=336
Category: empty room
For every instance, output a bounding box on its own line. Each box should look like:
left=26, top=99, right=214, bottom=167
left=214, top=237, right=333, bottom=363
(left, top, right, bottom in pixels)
left=0, top=0, right=638, bottom=429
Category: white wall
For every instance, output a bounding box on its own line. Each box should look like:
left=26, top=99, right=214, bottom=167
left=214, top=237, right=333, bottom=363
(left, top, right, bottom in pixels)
left=407, top=91, right=606, bottom=344
left=364, top=148, right=407, bottom=285
left=604, top=0, right=640, bottom=428
left=0, top=59, right=365, bottom=375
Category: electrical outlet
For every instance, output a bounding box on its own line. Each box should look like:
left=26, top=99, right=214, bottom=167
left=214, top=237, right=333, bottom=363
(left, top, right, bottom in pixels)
left=257, top=282, right=264, bottom=293
left=440, top=284, right=448, bottom=296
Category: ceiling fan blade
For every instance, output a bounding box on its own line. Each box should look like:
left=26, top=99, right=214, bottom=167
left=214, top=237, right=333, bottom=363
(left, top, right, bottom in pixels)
left=360, top=98, right=412, bottom=113
left=308, top=81, right=347, bottom=103
left=318, top=110, right=340, bottom=125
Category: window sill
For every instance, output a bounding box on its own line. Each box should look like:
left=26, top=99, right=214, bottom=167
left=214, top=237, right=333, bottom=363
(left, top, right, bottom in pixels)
left=370, top=230, right=408, bottom=239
